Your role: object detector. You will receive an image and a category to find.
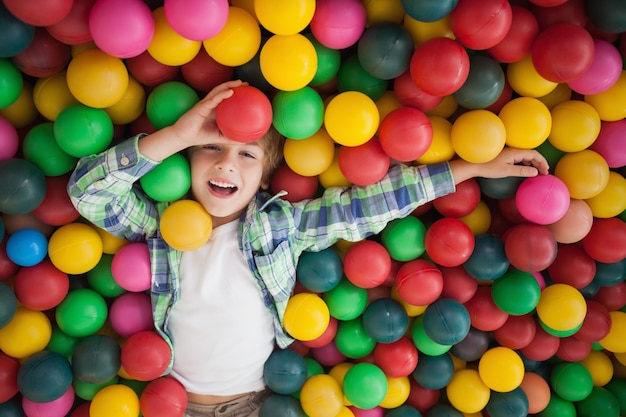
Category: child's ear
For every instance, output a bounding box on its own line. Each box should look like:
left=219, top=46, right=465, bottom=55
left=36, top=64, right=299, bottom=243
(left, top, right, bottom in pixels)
left=260, top=181, right=269, bottom=191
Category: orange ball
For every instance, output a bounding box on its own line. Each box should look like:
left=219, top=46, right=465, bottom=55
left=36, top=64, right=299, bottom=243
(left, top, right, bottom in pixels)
left=520, top=372, right=550, bottom=414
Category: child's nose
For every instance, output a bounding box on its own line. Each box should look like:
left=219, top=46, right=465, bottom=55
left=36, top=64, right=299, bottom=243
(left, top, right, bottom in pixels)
left=216, top=150, right=236, bottom=170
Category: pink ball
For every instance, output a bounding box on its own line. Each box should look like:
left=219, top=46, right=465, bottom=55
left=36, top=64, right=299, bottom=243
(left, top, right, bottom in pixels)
left=0, top=116, right=18, bottom=161
left=89, top=0, right=155, bottom=58
left=589, top=119, right=626, bottom=169
left=349, top=406, right=385, bottom=417
left=109, top=292, right=153, bottom=339
left=310, top=342, right=346, bottom=367
left=568, top=39, right=623, bottom=95
left=310, top=0, right=366, bottom=50
left=163, top=0, right=228, bottom=41
left=111, top=242, right=151, bottom=292
left=22, top=385, right=74, bottom=417
left=515, top=174, right=570, bottom=225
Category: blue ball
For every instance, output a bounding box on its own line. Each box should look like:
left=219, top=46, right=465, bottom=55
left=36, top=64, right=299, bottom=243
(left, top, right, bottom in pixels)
left=263, top=349, right=307, bottom=395
left=17, top=350, right=73, bottom=403
left=422, top=298, right=470, bottom=345
left=463, top=234, right=509, bottom=280
left=362, top=297, right=409, bottom=344
left=0, top=281, right=17, bottom=328
left=296, top=248, right=343, bottom=293
left=6, top=228, right=48, bottom=267
left=412, top=353, right=454, bottom=390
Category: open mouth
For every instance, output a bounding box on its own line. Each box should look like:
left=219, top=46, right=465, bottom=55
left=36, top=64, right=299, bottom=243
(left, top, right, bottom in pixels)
left=208, top=180, right=238, bottom=196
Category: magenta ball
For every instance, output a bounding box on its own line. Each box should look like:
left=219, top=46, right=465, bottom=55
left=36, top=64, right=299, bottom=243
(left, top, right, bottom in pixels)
left=109, top=292, right=153, bottom=339
left=310, top=0, right=366, bottom=50
left=568, top=39, right=623, bottom=95
left=89, top=0, right=155, bottom=58
left=163, top=0, right=228, bottom=41
left=111, top=242, right=151, bottom=292
left=0, top=116, right=18, bottom=161
left=590, top=119, right=626, bottom=169
left=515, top=174, right=570, bottom=225
left=22, top=385, right=74, bottom=417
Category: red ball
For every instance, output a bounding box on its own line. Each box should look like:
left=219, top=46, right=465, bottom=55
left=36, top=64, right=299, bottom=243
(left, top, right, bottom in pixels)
left=215, top=85, right=273, bottom=143
left=531, top=22, right=595, bottom=83
left=440, top=266, right=478, bottom=304
left=582, top=217, right=626, bottom=263
left=433, top=178, right=481, bottom=218
left=555, top=336, right=592, bottom=362
left=574, top=300, right=612, bottom=343
left=497, top=195, right=527, bottom=225
left=409, top=37, right=470, bottom=97
left=519, top=323, right=560, bottom=361
left=338, top=138, right=390, bottom=186
left=531, top=0, right=587, bottom=30
left=425, top=217, right=475, bottom=267
left=13, top=259, right=69, bottom=311
left=378, top=107, right=433, bottom=162
left=449, top=0, right=513, bottom=50
left=32, top=175, right=80, bottom=226
left=546, top=244, right=596, bottom=289
left=464, top=286, right=509, bottom=332
left=140, top=376, right=188, bottom=417
left=121, top=330, right=172, bottom=381
left=126, top=51, right=180, bottom=88
left=301, top=316, right=338, bottom=349
left=392, top=70, right=443, bottom=112
left=487, top=6, right=540, bottom=63
left=343, top=240, right=392, bottom=289
left=373, top=336, right=418, bottom=378
left=269, top=163, right=318, bottom=203
left=493, top=314, right=537, bottom=350
left=181, top=49, right=234, bottom=94
left=504, top=224, right=557, bottom=273
left=406, top=379, right=440, bottom=414
left=395, top=259, right=443, bottom=306
left=592, top=281, right=626, bottom=312
left=0, top=241, right=19, bottom=281
left=3, top=0, right=73, bottom=26
left=69, top=402, right=90, bottom=417
left=0, top=353, right=19, bottom=403
left=46, top=0, right=97, bottom=45
left=12, top=28, right=71, bottom=78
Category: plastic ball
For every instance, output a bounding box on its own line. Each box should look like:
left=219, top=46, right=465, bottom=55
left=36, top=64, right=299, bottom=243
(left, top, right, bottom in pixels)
left=599, top=311, right=626, bottom=353
left=202, top=6, right=260, bottom=67
left=103, top=75, right=145, bottom=125
left=0, top=5, right=35, bottom=57
left=394, top=259, right=442, bottom=307
left=378, top=107, right=432, bottom=162
left=498, top=97, right=551, bottom=149
left=551, top=362, right=593, bottom=402
left=585, top=171, right=626, bottom=218
left=0, top=281, right=17, bottom=329
left=506, top=53, right=558, bottom=98
left=0, top=158, right=46, bottom=215
left=415, top=116, right=455, bottom=164
left=48, top=222, right=103, bottom=275
left=215, top=84, right=272, bottom=142
left=373, top=337, right=418, bottom=378
left=548, top=100, right=601, bottom=153
left=357, top=22, right=413, bottom=80
left=85, top=254, right=124, bottom=299
left=0, top=116, right=18, bottom=161
left=487, top=6, right=539, bottom=64
left=14, top=259, right=68, bottom=311
left=299, top=374, right=344, bottom=417
left=411, top=317, right=452, bottom=357
left=590, top=119, right=626, bottom=169
left=296, top=248, right=343, bottom=293
left=270, top=162, right=319, bottom=202
left=140, top=376, right=187, bottom=417
left=505, top=223, right=558, bottom=272
left=5, top=228, right=47, bottom=267
left=536, top=283, right=587, bottom=333
left=323, top=278, right=368, bottom=321
left=547, top=245, right=596, bottom=289
left=3, top=0, right=72, bottom=26
left=409, top=37, right=469, bottom=97
left=22, top=123, right=76, bottom=176
left=401, top=0, right=457, bottom=22
left=110, top=242, right=151, bottom=293
left=584, top=70, right=626, bottom=122
left=309, top=342, right=346, bottom=368
left=121, top=330, right=171, bottom=381
left=336, top=54, right=387, bottom=102
left=393, top=70, right=443, bottom=113
left=334, top=317, right=376, bottom=359
left=446, top=368, right=490, bottom=414
left=424, top=217, right=475, bottom=267
left=0, top=306, right=51, bottom=359
left=55, top=288, right=107, bottom=338
left=0, top=354, right=18, bottom=404
left=11, top=27, right=70, bottom=79
left=486, top=388, right=529, bottom=417
left=32, top=72, right=78, bottom=122
left=139, top=154, right=190, bottom=203
left=519, top=372, right=550, bottom=414
left=147, top=7, right=201, bottom=66
left=17, top=350, right=72, bottom=404
left=283, top=129, right=335, bottom=177
left=516, top=174, right=570, bottom=225
left=181, top=49, right=233, bottom=94
left=71, top=334, right=120, bottom=385
left=164, top=0, right=228, bottom=41
left=539, top=395, right=576, bottom=417
left=453, top=54, right=506, bottom=110
left=272, top=87, right=324, bottom=140
left=478, top=346, right=524, bottom=392
left=31, top=175, right=78, bottom=226
left=263, top=349, right=307, bottom=395
left=324, top=91, right=380, bottom=147
left=255, top=0, right=315, bottom=36
left=160, top=200, right=213, bottom=251
left=434, top=179, right=481, bottom=219
left=310, top=0, right=366, bottom=50
left=492, top=269, right=541, bottom=316
left=452, top=327, right=489, bottom=363
left=109, top=292, right=152, bottom=339
left=422, top=298, right=470, bottom=346
left=54, top=103, right=113, bottom=158
left=338, top=138, right=390, bottom=186
left=465, top=285, right=510, bottom=332
left=545, top=198, right=593, bottom=244
left=577, top=387, right=620, bottom=417
left=568, top=39, right=622, bottom=95
left=580, top=350, right=614, bottom=387
left=90, top=384, right=140, bottom=417
left=284, top=293, right=330, bottom=342
left=449, top=0, right=513, bottom=50
left=343, top=363, right=388, bottom=410
left=343, top=240, right=391, bottom=289
left=362, top=298, right=409, bottom=344
left=582, top=217, right=626, bottom=264
left=146, top=81, right=199, bottom=130
left=260, top=33, right=317, bottom=92
left=411, top=352, right=453, bottom=391
left=463, top=234, right=509, bottom=280
left=381, top=216, right=426, bottom=262
left=126, top=50, right=179, bottom=87
left=451, top=109, right=506, bottom=163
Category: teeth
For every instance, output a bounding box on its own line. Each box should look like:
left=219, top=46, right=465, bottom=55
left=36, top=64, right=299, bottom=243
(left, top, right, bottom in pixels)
left=210, top=180, right=236, bottom=188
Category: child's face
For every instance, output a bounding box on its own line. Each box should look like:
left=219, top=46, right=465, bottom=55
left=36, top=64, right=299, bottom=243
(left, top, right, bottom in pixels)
left=189, top=136, right=267, bottom=228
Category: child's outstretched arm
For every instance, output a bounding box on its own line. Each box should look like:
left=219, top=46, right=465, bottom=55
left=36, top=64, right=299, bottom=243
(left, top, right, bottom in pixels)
left=449, top=147, right=550, bottom=185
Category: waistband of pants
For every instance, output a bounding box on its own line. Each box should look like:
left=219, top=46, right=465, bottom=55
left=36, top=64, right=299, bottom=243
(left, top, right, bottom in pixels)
left=186, top=388, right=270, bottom=414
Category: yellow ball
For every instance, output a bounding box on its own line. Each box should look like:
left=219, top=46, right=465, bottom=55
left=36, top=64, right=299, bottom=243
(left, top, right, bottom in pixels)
left=390, top=286, right=428, bottom=317
left=554, top=149, right=610, bottom=199
left=579, top=350, right=613, bottom=387
left=90, top=384, right=140, bottom=417
left=94, top=227, right=129, bottom=255
left=536, top=283, right=587, bottom=332
left=148, top=7, right=202, bottom=66
left=426, top=94, right=459, bottom=119
left=403, top=15, right=454, bottom=46
left=375, top=90, right=402, bottom=122
left=584, top=70, right=626, bottom=122
left=203, top=6, right=261, bottom=67
left=0, top=307, right=51, bottom=359
left=548, top=100, right=601, bottom=152
left=283, top=129, right=335, bottom=177
left=48, top=223, right=104, bottom=275
left=478, top=346, right=525, bottom=392
left=416, top=116, right=455, bottom=165
left=66, top=48, right=129, bottom=108
left=33, top=72, right=79, bottom=122
left=260, top=33, right=317, bottom=91
left=300, top=374, right=344, bottom=417
left=283, top=292, right=330, bottom=341
left=379, top=376, right=411, bottom=409
left=459, top=200, right=491, bottom=236
left=450, top=110, right=506, bottom=163
left=324, top=91, right=380, bottom=147
left=599, top=311, right=626, bottom=353
left=537, top=82, right=572, bottom=110
left=160, top=200, right=212, bottom=251
left=446, top=368, right=491, bottom=414
left=329, top=362, right=354, bottom=386
left=318, top=152, right=351, bottom=189
left=498, top=97, right=551, bottom=149
left=585, top=171, right=626, bottom=218
left=104, top=76, right=146, bottom=125
left=255, top=0, right=315, bottom=35
left=507, top=54, right=558, bottom=98
left=363, top=0, right=405, bottom=26
left=0, top=82, right=38, bottom=128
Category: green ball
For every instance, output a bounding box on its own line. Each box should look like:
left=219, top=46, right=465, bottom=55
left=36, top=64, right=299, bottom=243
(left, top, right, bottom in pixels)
left=535, top=139, right=566, bottom=173
left=540, top=395, right=577, bottom=417
left=55, top=288, right=108, bottom=338
left=381, top=216, right=426, bottom=262
left=334, top=318, right=376, bottom=359
left=550, top=362, right=594, bottom=402
left=46, top=326, right=79, bottom=359
left=411, top=316, right=452, bottom=356
left=22, top=122, right=78, bottom=176
left=54, top=103, right=113, bottom=158
left=337, top=55, right=387, bottom=101
left=357, top=22, right=414, bottom=80
left=306, top=34, right=341, bottom=87
left=491, top=268, right=541, bottom=316
left=0, top=158, right=46, bottom=215
left=304, top=357, right=324, bottom=378
left=272, top=86, right=324, bottom=140
left=139, top=153, right=191, bottom=202
left=576, top=387, right=620, bottom=417
left=605, top=379, right=626, bottom=416
left=343, top=362, right=388, bottom=410
left=73, top=374, right=119, bottom=401
left=72, top=334, right=121, bottom=385
left=86, top=254, right=126, bottom=298
left=322, top=278, right=368, bottom=321
left=0, top=281, right=17, bottom=328
left=146, top=81, right=199, bottom=129
left=0, top=58, right=23, bottom=109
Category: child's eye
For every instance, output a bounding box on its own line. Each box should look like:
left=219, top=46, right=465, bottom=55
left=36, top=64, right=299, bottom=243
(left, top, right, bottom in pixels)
left=241, top=151, right=256, bottom=159
left=203, top=144, right=220, bottom=151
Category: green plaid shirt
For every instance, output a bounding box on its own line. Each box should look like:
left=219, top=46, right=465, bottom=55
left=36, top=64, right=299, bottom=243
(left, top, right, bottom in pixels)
left=67, top=135, right=456, bottom=374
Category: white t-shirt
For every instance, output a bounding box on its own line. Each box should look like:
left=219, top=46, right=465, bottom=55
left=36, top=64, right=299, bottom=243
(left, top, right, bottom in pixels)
left=167, top=220, right=275, bottom=396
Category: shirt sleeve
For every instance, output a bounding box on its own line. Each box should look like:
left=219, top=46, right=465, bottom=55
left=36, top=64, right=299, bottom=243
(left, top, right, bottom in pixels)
left=67, top=135, right=162, bottom=242
left=289, top=162, right=456, bottom=253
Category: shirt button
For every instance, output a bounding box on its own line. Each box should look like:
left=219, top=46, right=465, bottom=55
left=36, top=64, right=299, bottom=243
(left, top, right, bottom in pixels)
left=94, top=183, right=103, bottom=190
left=120, top=156, right=130, bottom=166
